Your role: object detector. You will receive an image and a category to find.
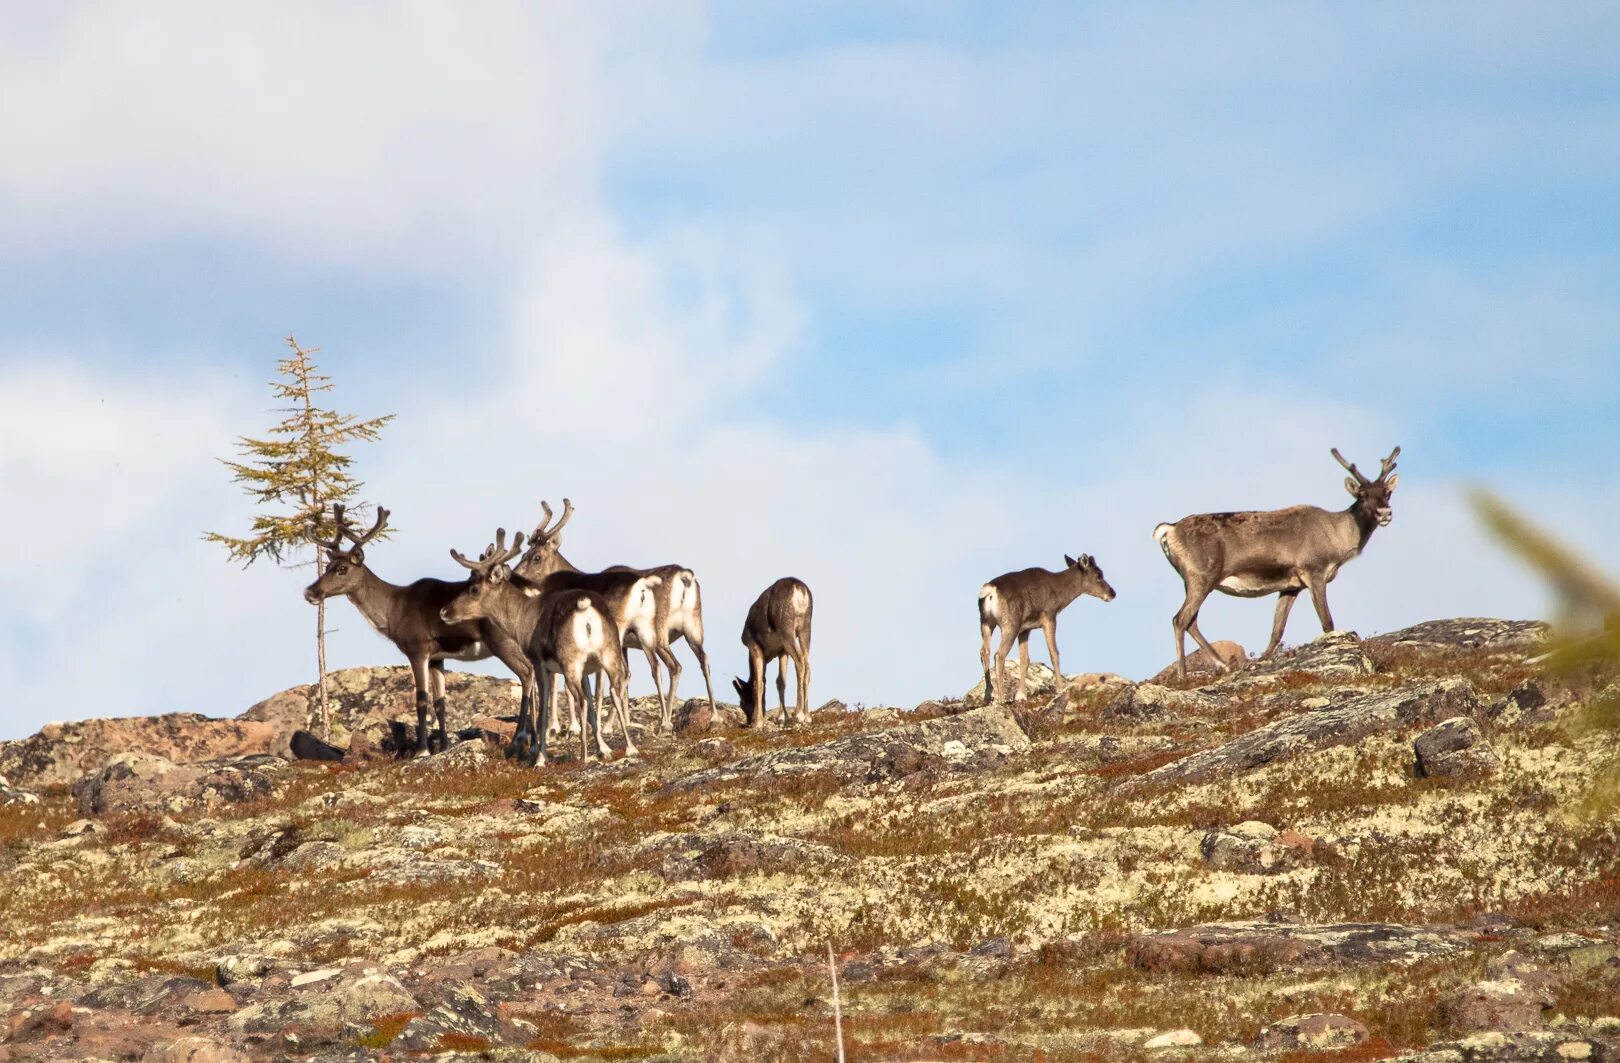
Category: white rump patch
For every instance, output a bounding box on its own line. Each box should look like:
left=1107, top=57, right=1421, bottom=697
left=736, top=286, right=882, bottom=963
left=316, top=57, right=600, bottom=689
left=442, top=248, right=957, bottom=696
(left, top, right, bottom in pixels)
left=790, top=584, right=810, bottom=615
left=978, top=585, right=998, bottom=620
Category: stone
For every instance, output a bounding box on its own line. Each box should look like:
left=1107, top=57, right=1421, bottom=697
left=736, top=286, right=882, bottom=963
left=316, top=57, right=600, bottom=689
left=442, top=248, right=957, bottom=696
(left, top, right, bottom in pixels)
left=1371, top=617, right=1550, bottom=654
left=73, top=752, right=289, bottom=816
left=394, top=982, right=502, bottom=1052
left=229, top=964, right=418, bottom=1033
left=1201, top=822, right=1310, bottom=875
left=1255, top=1013, right=1369, bottom=1051
left=1128, top=922, right=1468, bottom=974
left=964, top=659, right=1061, bottom=703
left=1150, top=640, right=1247, bottom=682
left=1127, top=679, right=1481, bottom=790
left=664, top=704, right=1032, bottom=793
left=1143, top=1028, right=1201, bottom=1048
left=1487, top=679, right=1562, bottom=729
left=140, top=1039, right=250, bottom=1063
left=693, top=737, right=735, bottom=761
left=672, top=699, right=747, bottom=735
left=1438, top=951, right=1559, bottom=1033
left=1200, top=630, right=1375, bottom=693
left=1415, top=716, right=1498, bottom=778
left=1102, top=682, right=1220, bottom=723
left=0, top=713, right=278, bottom=789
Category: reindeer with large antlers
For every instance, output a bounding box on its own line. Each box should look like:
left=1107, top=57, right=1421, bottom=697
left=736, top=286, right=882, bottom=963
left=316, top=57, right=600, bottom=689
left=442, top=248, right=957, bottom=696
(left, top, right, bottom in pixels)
left=516, top=499, right=719, bottom=734
left=1154, top=446, right=1402, bottom=677
left=302, top=505, right=536, bottom=756
left=440, top=527, right=643, bottom=764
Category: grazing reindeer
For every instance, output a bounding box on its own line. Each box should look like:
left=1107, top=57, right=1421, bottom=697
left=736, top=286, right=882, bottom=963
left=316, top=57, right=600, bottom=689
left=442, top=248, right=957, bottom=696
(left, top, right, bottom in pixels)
left=440, top=530, right=643, bottom=763
left=302, top=505, right=535, bottom=757
left=1154, top=446, right=1401, bottom=677
left=978, top=554, right=1116, bottom=704
left=517, top=499, right=719, bottom=734
left=734, top=577, right=814, bottom=727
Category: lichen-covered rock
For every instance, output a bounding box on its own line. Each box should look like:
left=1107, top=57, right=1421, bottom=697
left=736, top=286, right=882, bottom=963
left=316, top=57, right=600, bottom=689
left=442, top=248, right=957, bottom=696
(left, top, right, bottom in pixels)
left=1200, top=821, right=1313, bottom=875
left=965, top=659, right=1061, bottom=703
left=0, top=714, right=279, bottom=789
left=1255, top=1012, right=1369, bottom=1051
left=1129, top=678, right=1480, bottom=790
left=1102, top=682, right=1221, bottom=723
left=1205, top=630, right=1375, bottom=692
left=1392, top=1031, right=1618, bottom=1061
left=1128, top=922, right=1468, bottom=974
left=663, top=704, right=1031, bottom=793
left=1415, top=716, right=1499, bottom=778
left=393, top=982, right=503, bottom=1052
left=1438, top=951, right=1559, bottom=1033
left=671, top=699, right=747, bottom=735
left=73, top=752, right=288, bottom=816
left=1150, top=640, right=1247, bottom=682
left=1486, top=679, right=1563, bottom=729
left=228, top=964, right=418, bottom=1033
left=1372, top=618, right=1550, bottom=654
left=140, top=1036, right=250, bottom=1063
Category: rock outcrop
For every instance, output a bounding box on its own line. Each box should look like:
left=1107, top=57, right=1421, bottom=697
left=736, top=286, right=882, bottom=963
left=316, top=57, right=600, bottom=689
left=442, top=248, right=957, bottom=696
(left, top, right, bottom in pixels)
left=0, top=714, right=277, bottom=790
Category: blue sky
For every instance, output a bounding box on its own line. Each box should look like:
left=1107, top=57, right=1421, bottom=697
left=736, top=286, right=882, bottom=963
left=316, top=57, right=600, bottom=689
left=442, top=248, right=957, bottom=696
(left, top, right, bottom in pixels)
left=1, top=3, right=1617, bottom=739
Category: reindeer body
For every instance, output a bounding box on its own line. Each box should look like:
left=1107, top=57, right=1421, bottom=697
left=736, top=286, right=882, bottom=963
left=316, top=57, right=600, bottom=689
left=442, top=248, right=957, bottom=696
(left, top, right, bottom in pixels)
left=439, top=530, right=641, bottom=764
left=977, top=554, right=1115, bottom=703
left=516, top=499, right=718, bottom=734
left=734, top=577, right=814, bottom=727
left=1155, top=447, right=1400, bottom=677
left=303, top=506, right=534, bottom=757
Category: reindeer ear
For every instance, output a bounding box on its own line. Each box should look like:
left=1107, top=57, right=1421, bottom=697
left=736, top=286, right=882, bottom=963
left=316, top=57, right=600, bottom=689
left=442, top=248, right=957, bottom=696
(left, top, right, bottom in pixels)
left=490, top=566, right=508, bottom=583
left=349, top=547, right=365, bottom=564
left=732, top=678, right=745, bottom=695
left=1345, top=477, right=1360, bottom=497
left=1064, top=554, right=1078, bottom=568
left=1384, top=473, right=1398, bottom=492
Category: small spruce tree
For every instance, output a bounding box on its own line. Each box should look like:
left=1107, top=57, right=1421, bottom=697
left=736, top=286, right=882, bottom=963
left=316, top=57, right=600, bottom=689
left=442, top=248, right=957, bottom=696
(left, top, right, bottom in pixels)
left=206, top=336, right=395, bottom=737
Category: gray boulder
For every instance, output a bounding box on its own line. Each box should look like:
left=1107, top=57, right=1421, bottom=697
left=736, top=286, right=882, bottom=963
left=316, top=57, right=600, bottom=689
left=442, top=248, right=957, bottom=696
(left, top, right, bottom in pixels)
left=1254, top=1013, right=1369, bottom=1051
left=1414, top=716, right=1498, bottom=778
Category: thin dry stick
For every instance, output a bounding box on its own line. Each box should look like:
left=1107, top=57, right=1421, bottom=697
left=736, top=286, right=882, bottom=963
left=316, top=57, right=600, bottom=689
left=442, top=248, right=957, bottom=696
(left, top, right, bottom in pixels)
left=828, top=941, right=845, bottom=1063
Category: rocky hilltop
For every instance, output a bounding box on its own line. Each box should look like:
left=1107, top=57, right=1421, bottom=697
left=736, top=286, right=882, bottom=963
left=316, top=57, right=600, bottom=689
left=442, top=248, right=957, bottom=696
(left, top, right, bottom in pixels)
left=1, top=618, right=1617, bottom=1062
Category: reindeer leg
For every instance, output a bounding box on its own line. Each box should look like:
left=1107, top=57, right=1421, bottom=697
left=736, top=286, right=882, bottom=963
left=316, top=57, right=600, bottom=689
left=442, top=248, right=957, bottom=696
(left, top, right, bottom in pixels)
left=796, top=647, right=811, bottom=725
left=980, top=620, right=996, bottom=706
left=593, top=665, right=612, bottom=739
left=643, top=645, right=668, bottom=735
left=1301, top=571, right=1336, bottom=633
left=1261, top=590, right=1301, bottom=660
left=690, top=636, right=719, bottom=726
left=569, top=674, right=592, bottom=763
left=992, top=629, right=1016, bottom=704
left=408, top=655, right=433, bottom=757
left=534, top=669, right=551, bottom=767
left=615, top=662, right=639, bottom=759
left=431, top=661, right=452, bottom=752
left=746, top=646, right=767, bottom=727
left=658, top=643, right=683, bottom=719
left=1041, top=618, right=1064, bottom=691
left=1174, top=582, right=1223, bottom=678
left=1015, top=631, right=1032, bottom=701
left=776, top=656, right=789, bottom=726
left=587, top=671, right=610, bottom=758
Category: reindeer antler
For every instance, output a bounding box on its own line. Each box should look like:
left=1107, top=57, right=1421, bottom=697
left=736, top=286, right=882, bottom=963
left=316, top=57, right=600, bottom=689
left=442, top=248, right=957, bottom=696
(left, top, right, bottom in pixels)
left=309, top=502, right=352, bottom=556
left=1379, top=446, right=1401, bottom=480
left=1330, top=448, right=1370, bottom=485
left=338, top=506, right=389, bottom=549
left=531, top=498, right=574, bottom=541
left=451, top=528, right=526, bottom=573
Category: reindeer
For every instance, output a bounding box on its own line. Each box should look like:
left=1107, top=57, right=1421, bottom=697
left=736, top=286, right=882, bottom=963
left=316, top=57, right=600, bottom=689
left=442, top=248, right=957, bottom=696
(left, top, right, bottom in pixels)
left=517, top=499, right=719, bottom=734
left=734, top=577, right=814, bottom=727
left=978, top=554, right=1116, bottom=704
left=439, top=529, right=639, bottom=764
left=302, top=504, right=535, bottom=757
left=1154, top=446, right=1401, bottom=677
left=455, top=528, right=663, bottom=751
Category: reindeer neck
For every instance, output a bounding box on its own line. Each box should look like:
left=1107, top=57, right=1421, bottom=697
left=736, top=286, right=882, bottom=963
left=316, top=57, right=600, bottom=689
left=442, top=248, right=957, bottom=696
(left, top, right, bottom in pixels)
left=1342, top=501, right=1380, bottom=553
left=484, top=579, right=542, bottom=640
left=348, top=566, right=408, bottom=640
left=1048, top=567, right=1091, bottom=611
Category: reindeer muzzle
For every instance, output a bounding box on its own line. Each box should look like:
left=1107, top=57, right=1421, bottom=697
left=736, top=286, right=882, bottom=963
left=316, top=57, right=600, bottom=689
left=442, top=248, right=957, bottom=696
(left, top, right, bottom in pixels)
left=1377, top=508, right=1393, bottom=526
left=303, top=586, right=323, bottom=605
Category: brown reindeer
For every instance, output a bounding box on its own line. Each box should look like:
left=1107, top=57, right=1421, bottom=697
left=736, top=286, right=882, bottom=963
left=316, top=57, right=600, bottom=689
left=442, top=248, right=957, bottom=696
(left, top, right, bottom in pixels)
left=734, top=577, right=814, bottom=727
left=439, top=530, right=642, bottom=764
left=1154, top=446, right=1400, bottom=677
left=517, top=499, right=719, bottom=733
left=978, top=554, right=1116, bottom=703
left=302, top=505, right=535, bottom=756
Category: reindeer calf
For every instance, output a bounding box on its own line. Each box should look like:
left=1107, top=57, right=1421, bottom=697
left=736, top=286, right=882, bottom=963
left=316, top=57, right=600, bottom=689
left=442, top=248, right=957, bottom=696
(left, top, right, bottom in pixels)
left=978, top=554, right=1115, bottom=703
left=734, top=577, right=814, bottom=727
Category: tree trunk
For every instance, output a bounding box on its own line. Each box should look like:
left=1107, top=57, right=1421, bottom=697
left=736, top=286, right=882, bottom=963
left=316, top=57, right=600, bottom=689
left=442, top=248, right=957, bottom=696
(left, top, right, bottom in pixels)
left=315, top=554, right=331, bottom=739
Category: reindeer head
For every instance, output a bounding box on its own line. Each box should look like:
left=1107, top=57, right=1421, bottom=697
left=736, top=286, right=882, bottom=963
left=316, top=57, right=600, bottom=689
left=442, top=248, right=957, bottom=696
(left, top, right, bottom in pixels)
left=303, top=503, right=389, bottom=603
left=513, top=498, right=574, bottom=581
left=1063, top=553, right=1117, bottom=602
left=439, top=529, right=526, bottom=624
left=1332, top=446, right=1401, bottom=527
left=732, top=675, right=762, bottom=725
